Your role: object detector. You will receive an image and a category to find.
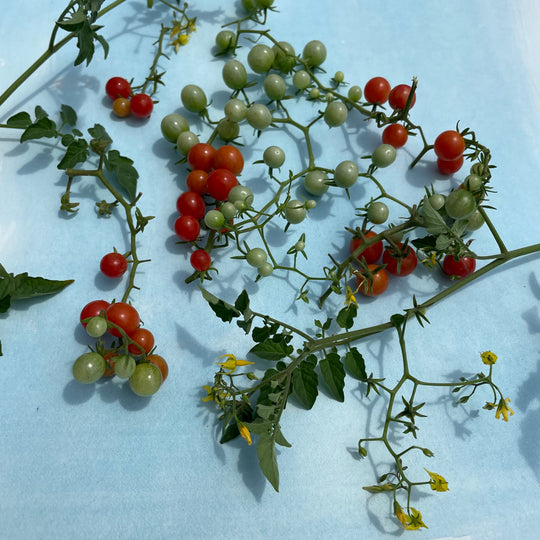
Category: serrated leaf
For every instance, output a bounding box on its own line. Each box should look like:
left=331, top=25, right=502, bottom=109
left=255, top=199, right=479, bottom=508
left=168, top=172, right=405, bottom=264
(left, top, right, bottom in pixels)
left=274, top=426, right=292, bottom=448
left=34, top=106, right=48, bottom=120
left=256, top=403, right=276, bottom=420
left=56, top=8, right=87, bottom=31
left=320, top=351, right=345, bottom=402
left=57, top=139, right=89, bottom=169
left=451, top=218, right=468, bottom=238
left=60, top=104, right=77, bottom=126
left=105, top=149, right=138, bottom=201
left=336, top=303, right=357, bottom=329
left=88, top=123, right=111, bottom=142
left=234, top=289, right=250, bottom=315
left=252, top=323, right=278, bottom=343
left=344, top=348, right=367, bottom=381
left=257, top=433, right=280, bottom=492
left=421, top=196, right=448, bottom=235
left=6, top=112, right=32, bottom=129
left=250, top=336, right=293, bottom=361
left=95, top=33, right=109, bottom=60
left=209, top=299, right=238, bottom=323
left=74, top=21, right=96, bottom=66
left=292, top=357, right=319, bottom=409
left=0, top=294, right=12, bottom=314
left=11, top=273, right=74, bottom=299
left=20, top=117, right=57, bottom=142
left=435, top=234, right=452, bottom=250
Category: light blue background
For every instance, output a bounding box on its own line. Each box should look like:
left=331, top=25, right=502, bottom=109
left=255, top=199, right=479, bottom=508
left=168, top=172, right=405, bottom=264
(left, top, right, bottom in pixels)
left=1, top=1, right=539, bottom=539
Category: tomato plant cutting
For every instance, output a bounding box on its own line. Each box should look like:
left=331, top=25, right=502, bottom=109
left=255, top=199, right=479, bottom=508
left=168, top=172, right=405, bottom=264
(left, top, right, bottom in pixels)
left=1, top=1, right=539, bottom=538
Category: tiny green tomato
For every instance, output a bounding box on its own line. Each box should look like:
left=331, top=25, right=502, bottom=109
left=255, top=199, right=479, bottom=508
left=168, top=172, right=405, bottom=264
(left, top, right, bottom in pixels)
left=114, top=354, right=136, bottom=379
left=215, top=30, right=236, bottom=52
left=284, top=200, right=307, bottom=224
left=304, top=170, right=329, bottom=196
left=292, top=70, right=311, bottom=90
left=246, top=248, right=268, bottom=267
left=263, top=146, right=286, bottom=168
left=176, top=131, right=200, bottom=155
left=247, top=43, right=275, bottom=74
left=72, top=352, right=106, bottom=383
left=371, top=144, right=396, bottom=168
left=334, top=160, right=359, bottom=188
left=258, top=262, right=274, bottom=277
left=161, top=113, right=189, bottom=143
left=367, top=201, right=389, bottom=224
left=86, top=316, right=108, bottom=338
left=224, top=98, right=247, bottom=122
left=181, top=84, right=207, bottom=113
left=302, top=39, right=327, bottom=67
left=129, top=363, right=162, bottom=397
left=222, top=59, right=247, bottom=90
left=204, top=209, right=225, bottom=230
left=348, top=85, right=363, bottom=101
left=324, top=101, right=348, bottom=127
left=246, top=103, right=272, bottom=130
left=264, top=73, right=287, bottom=101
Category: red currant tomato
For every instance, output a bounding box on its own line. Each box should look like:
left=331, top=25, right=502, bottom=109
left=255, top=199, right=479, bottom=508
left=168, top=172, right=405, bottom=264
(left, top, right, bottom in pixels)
left=147, top=354, right=169, bottom=382
left=364, top=77, right=391, bottom=104
left=356, top=265, right=389, bottom=297
left=206, top=168, right=239, bottom=201
left=434, top=130, right=465, bottom=161
left=186, top=170, right=208, bottom=195
left=388, top=84, right=416, bottom=110
left=128, top=328, right=155, bottom=355
left=106, top=302, right=140, bottom=337
left=103, top=351, right=118, bottom=378
left=176, top=191, right=206, bottom=220
left=437, top=155, right=464, bottom=175
left=130, top=93, right=153, bottom=118
left=349, top=230, right=383, bottom=264
left=174, top=215, right=200, bottom=242
left=100, top=252, right=128, bottom=278
left=80, top=299, right=110, bottom=328
left=382, top=124, right=408, bottom=148
left=105, top=77, right=131, bottom=100
left=211, top=145, right=244, bottom=175
left=382, top=243, right=418, bottom=276
left=188, top=143, right=215, bottom=172
left=442, top=254, right=476, bottom=279
left=190, top=249, right=212, bottom=272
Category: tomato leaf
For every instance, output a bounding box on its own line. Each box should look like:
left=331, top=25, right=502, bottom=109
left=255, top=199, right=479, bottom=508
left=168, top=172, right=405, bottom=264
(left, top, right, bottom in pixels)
left=56, top=8, right=87, bottom=31
left=421, top=196, right=448, bottom=235
left=274, top=426, right=292, bottom=448
left=234, top=289, right=250, bottom=316
left=344, top=347, right=367, bottom=381
left=57, top=139, right=89, bottom=169
left=88, top=123, right=111, bottom=142
left=320, top=350, right=345, bottom=402
left=104, top=149, right=139, bottom=201
left=11, top=273, right=74, bottom=299
left=250, top=335, right=293, bottom=361
left=256, top=433, right=280, bottom=492
left=20, top=117, right=57, bottom=142
left=292, top=355, right=319, bottom=409
left=336, top=303, right=357, bottom=329
left=6, top=111, right=32, bottom=129
left=60, top=104, right=78, bottom=126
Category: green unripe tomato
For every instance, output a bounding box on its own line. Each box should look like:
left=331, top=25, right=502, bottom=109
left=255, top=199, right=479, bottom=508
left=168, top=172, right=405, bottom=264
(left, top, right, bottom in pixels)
left=263, top=146, right=286, bottom=168
left=217, top=118, right=240, bottom=142
left=246, top=247, right=268, bottom=267
left=464, top=174, right=483, bottom=191
left=470, top=162, right=488, bottom=177
left=181, top=84, right=207, bottom=113
left=246, top=103, right=272, bottom=130
left=258, top=262, right=274, bottom=277
left=445, top=189, right=476, bottom=219
left=302, top=39, right=327, bottom=67
left=85, top=316, right=108, bottom=338
left=241, top=0, right=257, bottom=11
left=215, top=30, right=236, bottom=52
left=220, top=201, right=237, bottom=219
left=284, top=200, right=307, bottom=224
left=161, top=113, right=189, bottom=143
left=247, top=43, right=275, bottom=74
left=309, top=88, right=320, bottom=100
left=264, top=73, right=287, bottom=101
left=293, top=70, right=311, bottom=90
left=367, top=201, right=389, bottom=224
left=324, top=101, right=348, bottom=127
left=228, top=185, right=254, bottom=206
left=305, top=199, right=317, bottom=210
left=114, top=354, right=136, bottom=379
left=334, top=160, right=359, bottom=188
left=255, top=0, right=274, bottom=7
left=371, top=144, right=396, bottom=168
left=304, top=170, right=329, bottom=196
left=429, top=193, right=446, bottom=211
left=465, top=208, right=485, bottom=231
left=348, top=85, right=363, bottom=101
left=272, top=41, right=296, bottom=73
left=129, top=363, right=162, bottom=397
left=72, top=352, right=106, bottom=383
left=204, top=209, right=226, bottom=230
left=176, top=131, right=199, bottom=155
left=334, top=71, right=345, bottom=84
left=222, top=59, right=247, bottom=90
left=224, top=98, right=247, bottom=122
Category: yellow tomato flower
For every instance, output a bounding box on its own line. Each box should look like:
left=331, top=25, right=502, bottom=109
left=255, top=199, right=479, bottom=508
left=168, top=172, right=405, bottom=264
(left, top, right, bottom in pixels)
left=495, top=397, right=514, bottom=422
left=344, top=285, right=358, bottom=307
left=216, top=353, right=254, bottom=373
left=425, top=469, right=449, bottom=492
left=480, top=351, right=497, bottom=365
left=405, top=508, right=427, bottom=531
left=202, top=385, right=215, bottom=402
left=238, top=422, right=252, bottom=445
left=394, top=501, right=408, bottom=528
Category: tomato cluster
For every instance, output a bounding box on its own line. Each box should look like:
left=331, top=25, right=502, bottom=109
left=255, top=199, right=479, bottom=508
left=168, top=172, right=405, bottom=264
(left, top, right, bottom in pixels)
left=171, top=142, right=253, bottom=274
left=105, top=76, right=154, bottom=119
left=75, top=299, right=168, bottom=397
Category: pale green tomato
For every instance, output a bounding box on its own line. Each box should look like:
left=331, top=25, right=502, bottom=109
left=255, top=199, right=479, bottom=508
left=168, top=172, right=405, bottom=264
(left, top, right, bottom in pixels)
left=263, top=146, right=285, bottom=168
left=114, top=354, right=136, bottom=379
left=284, top=200, right=306, bottom=224
left=367, top=201, right=389, bottom=224
left=204, top=209, right=225, bottom=230
left=334, top=160, right=359, bottom=188
left=293, top=70, right=311, bottom=90
left=305, top=199, right=317, bottom=210
left=464, top=174, right=483, bottom=191
left=161, top=113, right=189, bottom=143
left=217, top=118, right=240, bottom=142
left=246, top=247, right=267, bottom=267
left=224, top=98, right=247, bottom=122
left=324, top=101, right=348, bottom=127
left=445, top=189, right=476, bottom=219
left=176, top=131, right=199, bottom=155
left=215, top=30, right=236, bottom=52
left=465, top=208, right=485, bottom=231
left=258, top=262, right=274, bottom=277
left=246, top=103, right=272, bottom=130
left=264, top=73, right=287, bottom=101
left=348, top=85, right=363, bottom=101
left=309, top=88, right=321, bottom=100
left=222, top=59, right=247, bottom=90
left=220, top=202, right=237, bottom=219
left=371, top=144, right=396, bottom=168
left=72, top=352, right=106, bottom=383
left=272, top=41, right=296, bottom=73
left=304, top=170, right=329, bottom=196
left=129, top=363, right=162, bottom=397
left=334, top=71, right=345, bottom=84
left=85, top=316, right=108, bottom=338
left=247, top=43, right=275, bottom=74
left=302, top=39, right=327, bottom=67
left=181, top=84, right=207, bottom=113
left=429, top=193, right=446, bottom=211
left=228, top=185, right=254, bottom=206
